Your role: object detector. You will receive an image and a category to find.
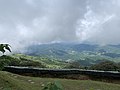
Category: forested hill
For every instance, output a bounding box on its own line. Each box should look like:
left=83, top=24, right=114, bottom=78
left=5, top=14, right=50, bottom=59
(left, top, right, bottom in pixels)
left=24, top=43, right=120, bottom=62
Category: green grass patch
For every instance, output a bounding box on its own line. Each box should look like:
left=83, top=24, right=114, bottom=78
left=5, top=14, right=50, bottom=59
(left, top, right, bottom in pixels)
left=0, top=71, right=120, bottom=90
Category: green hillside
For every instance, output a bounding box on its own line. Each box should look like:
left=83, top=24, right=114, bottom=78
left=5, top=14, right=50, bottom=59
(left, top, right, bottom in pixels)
left=0, top=71, right=120, bottom=90
left=23, top=43, right=120, bottom=66
left=0, top=54, right=67, bottom=70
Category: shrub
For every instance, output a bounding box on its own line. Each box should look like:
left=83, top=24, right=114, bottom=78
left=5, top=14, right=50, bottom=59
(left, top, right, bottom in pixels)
left=90, top=61, right=118, bottom=71
left=0, top=44, right=11, bottom=55
left=42, top=81, right=64, bottom=90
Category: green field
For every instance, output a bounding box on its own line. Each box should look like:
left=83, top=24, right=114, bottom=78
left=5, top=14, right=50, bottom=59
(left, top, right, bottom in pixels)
left=0, top=71, right=120, bottom=90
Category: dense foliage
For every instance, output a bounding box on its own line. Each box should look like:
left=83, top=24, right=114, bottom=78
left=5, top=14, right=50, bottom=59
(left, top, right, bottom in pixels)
left=0, top=44, right=11, bottom=54
left=90, top=61, right=120, bottom=71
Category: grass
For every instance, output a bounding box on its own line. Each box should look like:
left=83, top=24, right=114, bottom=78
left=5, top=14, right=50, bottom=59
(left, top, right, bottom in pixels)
left=0, top=71, right=120, bottom=90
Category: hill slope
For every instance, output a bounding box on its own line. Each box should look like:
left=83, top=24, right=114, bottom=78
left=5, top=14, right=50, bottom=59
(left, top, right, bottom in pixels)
left=0, top=54, right=67, bottom=69
left=24, top=43, right=120, bottom=62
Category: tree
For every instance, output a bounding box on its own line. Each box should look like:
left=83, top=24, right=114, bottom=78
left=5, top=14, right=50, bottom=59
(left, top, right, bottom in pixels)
left=90, top=61, right=118, bottom=71
left=0, top=44, right=11, bottom=55
left=65, top=61, right=81, bottom=69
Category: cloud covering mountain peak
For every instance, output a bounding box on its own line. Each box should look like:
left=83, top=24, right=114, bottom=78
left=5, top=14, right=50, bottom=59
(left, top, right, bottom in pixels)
left=0, top=0, right=120, bottom=51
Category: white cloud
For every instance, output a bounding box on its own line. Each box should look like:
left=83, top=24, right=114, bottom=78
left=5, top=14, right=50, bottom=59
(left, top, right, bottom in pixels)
left=76, top=5, right=116, bottom=44
left=0, top=0, right=120, bottom=51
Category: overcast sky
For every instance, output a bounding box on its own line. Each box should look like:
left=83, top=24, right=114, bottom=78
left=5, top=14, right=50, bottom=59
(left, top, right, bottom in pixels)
left=0, top=0, right=120, bottom=50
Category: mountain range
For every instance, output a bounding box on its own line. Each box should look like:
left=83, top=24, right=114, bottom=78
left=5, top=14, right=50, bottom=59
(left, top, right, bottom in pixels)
left=24, top=43, right=120, bottom=63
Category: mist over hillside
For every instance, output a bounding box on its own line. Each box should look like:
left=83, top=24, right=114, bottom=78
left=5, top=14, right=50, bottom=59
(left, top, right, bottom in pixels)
left=0, top=0, right=120, bottom=51
left=0, top=0, right=120, bottom=65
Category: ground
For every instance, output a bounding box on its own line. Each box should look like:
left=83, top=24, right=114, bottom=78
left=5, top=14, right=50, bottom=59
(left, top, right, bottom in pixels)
left=0, top=71, right=120, bottom=90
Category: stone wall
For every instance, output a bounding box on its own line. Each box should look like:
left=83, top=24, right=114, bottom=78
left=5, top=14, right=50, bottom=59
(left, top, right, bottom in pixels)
left=3, top=66, right=120, bottom=79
